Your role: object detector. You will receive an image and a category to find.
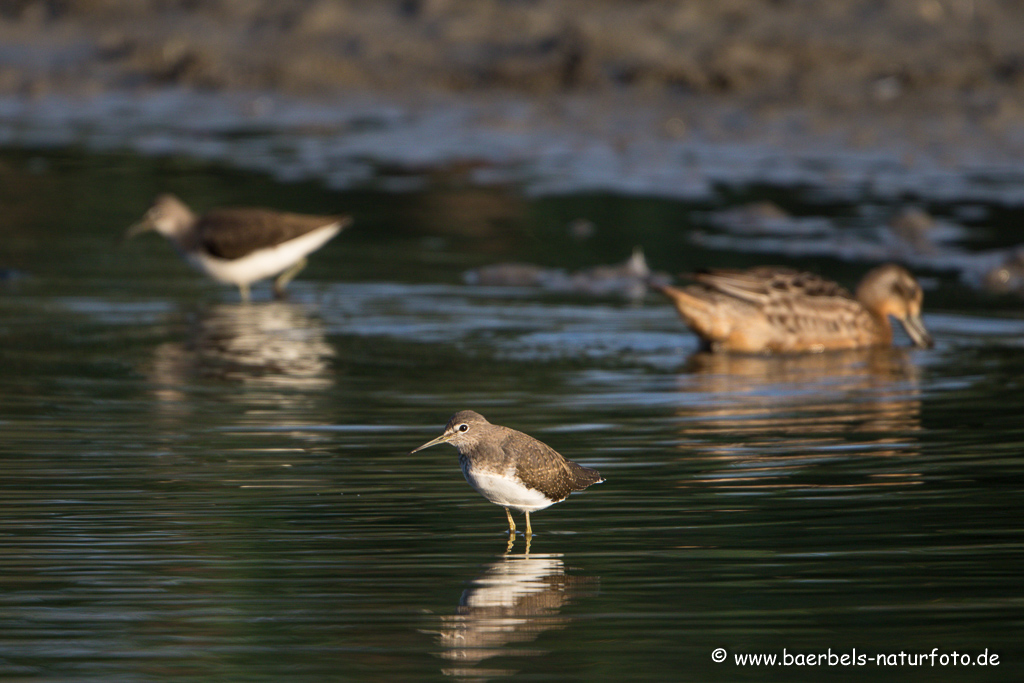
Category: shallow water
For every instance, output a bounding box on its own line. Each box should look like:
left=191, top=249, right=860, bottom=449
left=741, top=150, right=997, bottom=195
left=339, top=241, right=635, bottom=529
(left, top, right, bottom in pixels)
left=1, top=148, right=1023, bottom=681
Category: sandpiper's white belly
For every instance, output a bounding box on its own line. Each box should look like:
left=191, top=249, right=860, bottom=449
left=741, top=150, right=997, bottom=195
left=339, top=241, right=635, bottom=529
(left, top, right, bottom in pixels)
left=188, top=223, right=341, bottom=286
left=462, top=467, right=555, bottom=513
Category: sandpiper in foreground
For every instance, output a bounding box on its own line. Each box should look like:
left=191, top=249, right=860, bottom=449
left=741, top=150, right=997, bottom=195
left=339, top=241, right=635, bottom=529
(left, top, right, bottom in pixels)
left=411, top=411, right=604, bottom=536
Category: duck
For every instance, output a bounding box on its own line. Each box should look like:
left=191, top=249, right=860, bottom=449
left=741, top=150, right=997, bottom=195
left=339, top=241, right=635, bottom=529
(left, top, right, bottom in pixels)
left=652, top=263, right=933, bottom=353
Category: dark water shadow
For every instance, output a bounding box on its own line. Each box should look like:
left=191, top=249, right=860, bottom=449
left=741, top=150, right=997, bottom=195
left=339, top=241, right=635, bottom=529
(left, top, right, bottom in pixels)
left=427, top=551, right=599, bottom=680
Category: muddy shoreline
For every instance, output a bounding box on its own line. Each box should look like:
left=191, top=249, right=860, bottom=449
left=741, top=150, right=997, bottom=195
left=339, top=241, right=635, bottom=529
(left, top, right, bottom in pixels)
left=3, top=1, right=1024, bottom=147
left=3, top=1, right=1024, bottom=165
left=3, top=1, right=1024, bottom=293
left=3, top=1, right=1024, bottom=108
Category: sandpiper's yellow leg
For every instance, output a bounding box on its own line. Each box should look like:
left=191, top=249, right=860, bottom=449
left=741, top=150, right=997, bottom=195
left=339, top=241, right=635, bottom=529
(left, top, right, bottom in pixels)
left=504, top=507, right=516, bottom=532
left=273, top=257, right=307, bottom=298
left=523, top=532, right=531, bottom=555
left=525, top=511, right=532, bottom=536
left=238, top=282, right=251, bottom=303
left=505, top=530, right=515, bottom=554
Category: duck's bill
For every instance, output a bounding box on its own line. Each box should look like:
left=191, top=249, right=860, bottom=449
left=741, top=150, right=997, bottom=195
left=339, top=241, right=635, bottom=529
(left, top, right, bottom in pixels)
left=903, top=313, right=934, bottom=348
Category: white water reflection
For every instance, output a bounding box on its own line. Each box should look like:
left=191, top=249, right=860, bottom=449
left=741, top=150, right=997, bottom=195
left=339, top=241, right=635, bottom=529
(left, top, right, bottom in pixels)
left=143, top=302, right=335, bottom=425
left=430, top=552, right=598, bottom=680
left=149, top=302, right=334, bottom=386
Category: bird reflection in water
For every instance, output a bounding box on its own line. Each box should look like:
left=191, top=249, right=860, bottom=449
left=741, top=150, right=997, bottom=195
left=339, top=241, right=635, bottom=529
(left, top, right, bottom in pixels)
left=145, top=301, right=335, bottom=414
left=428, top=551, right=598, bottom=680
left=675, top=347, right=924, bottom=489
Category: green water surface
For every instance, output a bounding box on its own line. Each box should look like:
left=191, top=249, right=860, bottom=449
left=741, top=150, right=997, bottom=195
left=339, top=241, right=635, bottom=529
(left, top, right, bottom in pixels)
left=1, top=149, right=1022, bottom=682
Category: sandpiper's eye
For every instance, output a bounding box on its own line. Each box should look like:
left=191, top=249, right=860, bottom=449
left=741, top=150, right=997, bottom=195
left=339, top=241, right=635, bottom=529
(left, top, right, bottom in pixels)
left=458, top=423, right=469, bottom=432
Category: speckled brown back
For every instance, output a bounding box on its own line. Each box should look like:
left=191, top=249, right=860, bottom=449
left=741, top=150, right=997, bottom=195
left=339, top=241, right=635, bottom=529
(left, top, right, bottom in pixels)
left=464, top=424, right=604, bottom=503
left=657, top=266, right=896, bottom=352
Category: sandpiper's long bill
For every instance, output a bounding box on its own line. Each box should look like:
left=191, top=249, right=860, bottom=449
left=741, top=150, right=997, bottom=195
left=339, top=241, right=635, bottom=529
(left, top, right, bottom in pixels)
left=126, top=193, right=351, bottom=302
left=411, top=410, right=604, bottom=536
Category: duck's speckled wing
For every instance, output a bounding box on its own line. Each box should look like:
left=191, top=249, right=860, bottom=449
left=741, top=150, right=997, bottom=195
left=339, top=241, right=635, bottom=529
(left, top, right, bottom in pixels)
left=693, top=267, right=853, bottom=306
left=688, top=267, right=877, bottom=349
left=198, top=209, right=345, bottom=260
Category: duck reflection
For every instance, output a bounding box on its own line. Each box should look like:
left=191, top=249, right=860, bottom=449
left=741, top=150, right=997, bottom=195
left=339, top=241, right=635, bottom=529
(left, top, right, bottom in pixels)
left=680, top=347, right=921, bottom=434
left=431, top=551, right=598, bottom=679
left=146, top=301, right=335, bottom=408
left=675, top=348, right=924, bottom=488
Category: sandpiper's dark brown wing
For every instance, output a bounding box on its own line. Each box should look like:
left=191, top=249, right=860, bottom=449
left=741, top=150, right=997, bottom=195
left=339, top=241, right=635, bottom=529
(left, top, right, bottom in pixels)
left=500, top=430, right=604, bottom=503
left=198, top=208, right=346, bottom=260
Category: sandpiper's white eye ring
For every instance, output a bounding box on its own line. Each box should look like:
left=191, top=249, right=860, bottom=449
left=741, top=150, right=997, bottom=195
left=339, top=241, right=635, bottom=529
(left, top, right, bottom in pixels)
left=458, top=424, right=469, bottom=432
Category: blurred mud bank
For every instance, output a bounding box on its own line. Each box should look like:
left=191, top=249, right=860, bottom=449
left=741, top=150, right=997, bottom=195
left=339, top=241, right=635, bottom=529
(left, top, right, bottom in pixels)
left=2, top=0, right=1024, bottom=116
left=3, top=1, right=1024, bottom=212
left=3, top=0, right=1023, bottom=108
